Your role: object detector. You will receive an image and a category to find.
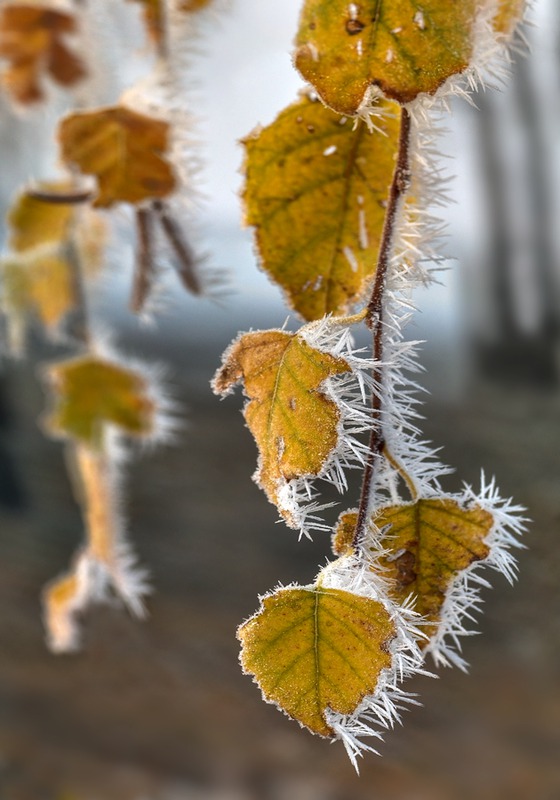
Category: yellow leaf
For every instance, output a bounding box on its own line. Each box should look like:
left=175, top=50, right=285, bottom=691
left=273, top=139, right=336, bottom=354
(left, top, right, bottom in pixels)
left=213, top=330, right=350, bottom=524
left=373, top=499, right=493, bottom=641
left=7, top=185, right=75, bottom=252
left=492, top=0, right=525, bottom=36
left=243, top=94, right=402, bottom=320
left=295, top=0, right=477, bottom=114
left=239, top=585, right=395, bottom=736
left=58, top=106, right=176, bottom=208
left=45, top=356, right=156, bottom=447
left=2, top=252, right=77, bottom=330
left=0, top=5, right=86, bottom=105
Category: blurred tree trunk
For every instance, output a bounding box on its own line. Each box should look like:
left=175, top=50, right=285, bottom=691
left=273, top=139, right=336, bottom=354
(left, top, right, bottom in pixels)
left=473, top=53, right=559, bottom=386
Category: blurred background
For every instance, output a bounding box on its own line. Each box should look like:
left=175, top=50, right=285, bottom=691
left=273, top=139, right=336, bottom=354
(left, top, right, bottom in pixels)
left=0, top=0, right=559, bottom=798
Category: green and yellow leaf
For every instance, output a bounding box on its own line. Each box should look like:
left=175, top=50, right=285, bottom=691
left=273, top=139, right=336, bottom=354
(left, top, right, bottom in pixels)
left=59, top=105, right=176, bottom=208
left=239, top=585, right=395, bottom=736
left=2, top=252, right=77, bottom=330
left=0, top=4, right=86, bottom=105
left=373, top=498, right=493, bottom=641
left=213, top=330, right=350, bottom=523
left=492, top=0, right=525, bottom=36
left=243, top=94, right=402, bottom=320
left=45, top=355, right=156, bottom=448
left=7, top=185, right=75, bottom=252
left=295, top=0, right=477, bottom=114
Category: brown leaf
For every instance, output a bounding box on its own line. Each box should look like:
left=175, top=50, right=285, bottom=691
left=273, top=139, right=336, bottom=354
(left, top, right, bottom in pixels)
left=0, top=5, right=86, bottom=104
left=59, top=105, right=176, bottom=208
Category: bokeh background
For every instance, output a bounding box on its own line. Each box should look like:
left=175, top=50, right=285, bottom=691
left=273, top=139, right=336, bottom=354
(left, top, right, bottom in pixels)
left=0, top=0, right=560, bottom=798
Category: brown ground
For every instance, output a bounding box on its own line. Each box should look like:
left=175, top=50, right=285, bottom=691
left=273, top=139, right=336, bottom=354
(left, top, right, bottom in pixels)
left=0, top=323, right=559, bottom=800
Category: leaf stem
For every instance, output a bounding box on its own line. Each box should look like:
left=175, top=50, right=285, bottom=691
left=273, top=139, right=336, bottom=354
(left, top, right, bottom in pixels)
left=352, top=106, right=411, bottom=548
left=382, top=443, right=418, bottom=502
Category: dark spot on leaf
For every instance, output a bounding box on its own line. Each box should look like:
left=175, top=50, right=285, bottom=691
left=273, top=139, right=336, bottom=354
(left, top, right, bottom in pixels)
left=346, top=18, right=365, bottom=35
left=395, top=550, right=416, bottom=588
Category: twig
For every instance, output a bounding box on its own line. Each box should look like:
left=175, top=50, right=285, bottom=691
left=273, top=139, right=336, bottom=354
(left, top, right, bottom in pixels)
left=153, top=200, right=202, bottom=296
left=130, top=207, right=156, bottom=313
left=352, top=107, right=412, bottom=548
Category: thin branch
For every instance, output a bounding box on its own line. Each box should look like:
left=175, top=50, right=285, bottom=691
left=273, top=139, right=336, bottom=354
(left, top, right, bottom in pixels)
left=26, top=188, right=93, bottom=205
left=153, top=199, right=202, bottom=296
left=352, top=107, right=412, bottom=548
left=130, top=207, right=156, bottom=313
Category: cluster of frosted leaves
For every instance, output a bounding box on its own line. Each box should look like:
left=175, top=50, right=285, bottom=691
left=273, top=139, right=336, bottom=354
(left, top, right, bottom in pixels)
left=243, top=93, right=403, bottom=321
left=225, top=0, right=528, bottom=764
left=0, top=4, right=86, bottom=105
left=213, top=328, right=352, bottom=527
left=240, top=484, right=524, bottom=757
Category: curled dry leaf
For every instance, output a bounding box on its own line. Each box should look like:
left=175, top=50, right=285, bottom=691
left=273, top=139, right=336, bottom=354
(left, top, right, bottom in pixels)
left=213, top=330, right=350, bottom=525
left=372, top=499, right=493, bottom=642
left=45, top=355, right=156, bottom=448
left=59, top=106, right=176, bottom=208
left=0, top=4, right=86, bottom=105
left=295, top=0, right=477, bottom=114
left=243, top=94, right=402, bottom=321
left=239, top=585, right=395, bottom=736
